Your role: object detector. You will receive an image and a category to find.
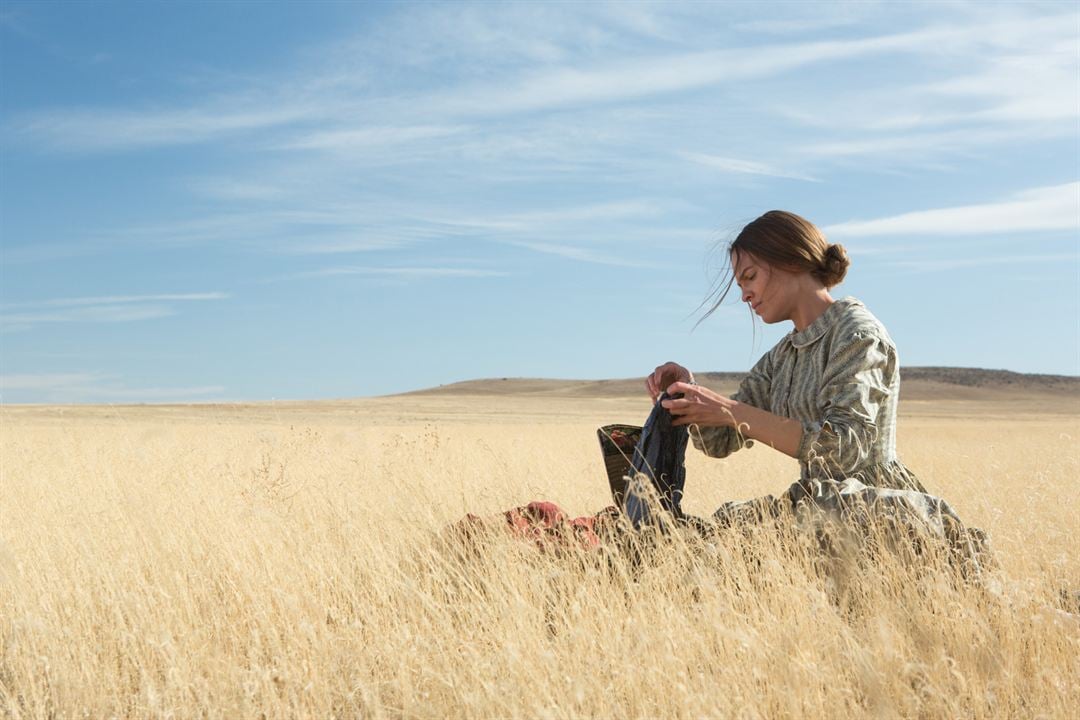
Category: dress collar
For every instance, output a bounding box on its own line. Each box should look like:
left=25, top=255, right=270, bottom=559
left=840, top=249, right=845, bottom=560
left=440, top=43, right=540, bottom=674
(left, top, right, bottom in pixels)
left=788, top=296, right=860, bottom=348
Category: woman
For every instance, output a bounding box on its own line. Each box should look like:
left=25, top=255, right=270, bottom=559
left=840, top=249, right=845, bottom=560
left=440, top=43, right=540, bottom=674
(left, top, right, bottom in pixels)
left=640, top=210, right=985, bottom=564
left=459, top=210, right=986, bottom=570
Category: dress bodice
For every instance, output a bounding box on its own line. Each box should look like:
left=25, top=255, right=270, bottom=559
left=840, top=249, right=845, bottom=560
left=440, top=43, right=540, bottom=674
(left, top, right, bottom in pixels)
left=692, top=297, right=926, bottom=493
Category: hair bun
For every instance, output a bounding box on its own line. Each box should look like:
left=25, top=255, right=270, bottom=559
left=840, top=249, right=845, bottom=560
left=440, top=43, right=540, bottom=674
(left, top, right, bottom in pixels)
left=819, top=243, right=850, bottom=287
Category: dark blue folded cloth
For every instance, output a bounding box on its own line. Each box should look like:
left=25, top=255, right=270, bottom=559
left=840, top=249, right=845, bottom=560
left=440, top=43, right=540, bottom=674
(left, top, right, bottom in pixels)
left=623, top=392, right=688, bottom=527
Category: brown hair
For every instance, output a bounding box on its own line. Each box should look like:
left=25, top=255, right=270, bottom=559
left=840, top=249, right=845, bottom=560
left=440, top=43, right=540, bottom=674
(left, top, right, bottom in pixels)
left=698, top=210, right=849, bottom=323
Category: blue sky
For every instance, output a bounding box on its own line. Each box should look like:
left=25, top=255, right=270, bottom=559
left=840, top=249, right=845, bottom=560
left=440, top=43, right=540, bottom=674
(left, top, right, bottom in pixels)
left=1, top=1, right=1077, bottom=403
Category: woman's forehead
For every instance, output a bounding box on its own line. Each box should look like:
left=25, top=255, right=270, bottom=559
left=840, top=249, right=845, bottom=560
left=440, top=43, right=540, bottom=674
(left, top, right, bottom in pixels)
left=730, top=249, right=760, bottom=275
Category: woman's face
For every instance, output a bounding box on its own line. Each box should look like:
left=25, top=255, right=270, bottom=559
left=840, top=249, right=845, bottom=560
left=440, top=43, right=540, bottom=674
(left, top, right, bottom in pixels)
left=731, top=250, right=794, bottom=324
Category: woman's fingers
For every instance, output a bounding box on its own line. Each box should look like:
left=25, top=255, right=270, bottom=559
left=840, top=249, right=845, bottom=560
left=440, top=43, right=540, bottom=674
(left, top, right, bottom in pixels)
left=648, top=362, right=689, bottom=397
left=662, top=383, right=719, bottom=426
left=647, top=364, right=668, bottom=400
left=666, top=380, right=695, bottom=397
left=660, top=395, right=691, bottom=413
left=647, top=362, right=696, bottom=402
left=662, top=396, right=697, bottom=426
left=651, top=366, right=667, bottom=391
left=645, top=374, right=660, bottom=401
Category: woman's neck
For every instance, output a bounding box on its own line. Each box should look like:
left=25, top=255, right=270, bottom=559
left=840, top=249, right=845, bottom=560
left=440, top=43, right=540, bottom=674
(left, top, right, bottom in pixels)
left=791, top=289, right=835, bottom=332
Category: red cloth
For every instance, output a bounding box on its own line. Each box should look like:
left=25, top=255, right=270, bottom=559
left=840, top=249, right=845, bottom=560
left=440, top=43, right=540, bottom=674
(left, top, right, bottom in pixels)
left=455, top=501, right=617, bottom=552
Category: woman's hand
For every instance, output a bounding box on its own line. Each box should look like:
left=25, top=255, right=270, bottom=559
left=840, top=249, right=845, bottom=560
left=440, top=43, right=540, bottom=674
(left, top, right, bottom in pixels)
left=663, top=381, right=805, bottom=457
left=661, top=381, right=737, bottom=428
left=646, top=362, right=694, bottom=402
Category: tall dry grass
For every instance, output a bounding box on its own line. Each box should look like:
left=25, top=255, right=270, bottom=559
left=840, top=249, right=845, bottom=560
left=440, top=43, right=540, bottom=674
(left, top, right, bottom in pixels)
left=1, top=400, right=1077, bottom=718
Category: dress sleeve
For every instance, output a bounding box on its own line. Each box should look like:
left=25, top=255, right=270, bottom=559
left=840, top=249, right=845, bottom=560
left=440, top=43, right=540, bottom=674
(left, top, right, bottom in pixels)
left=796, top=332, right=894, bottom=477
left=690, top=348, right=773, bottom=459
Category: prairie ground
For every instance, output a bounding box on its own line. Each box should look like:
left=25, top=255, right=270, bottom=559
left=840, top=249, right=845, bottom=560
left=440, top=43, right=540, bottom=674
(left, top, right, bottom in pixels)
left=1, top=386, right=1078, bottom=718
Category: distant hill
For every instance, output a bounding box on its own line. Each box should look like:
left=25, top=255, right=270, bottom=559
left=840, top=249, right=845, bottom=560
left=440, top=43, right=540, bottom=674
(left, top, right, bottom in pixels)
left=897, top=367, right=1079, bottom=390
left=402, top=368, right=1080, bottom=403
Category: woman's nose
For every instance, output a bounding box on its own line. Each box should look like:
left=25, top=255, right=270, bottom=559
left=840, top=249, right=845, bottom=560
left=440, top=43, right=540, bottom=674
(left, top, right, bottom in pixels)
left=741, top=288, right=752, bottom=303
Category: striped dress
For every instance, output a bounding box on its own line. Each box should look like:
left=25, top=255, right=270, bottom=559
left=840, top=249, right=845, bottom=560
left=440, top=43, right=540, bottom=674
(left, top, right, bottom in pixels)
left=690, top=298, right=989, bottom=571
left=692, top=296, right=926, bottom=493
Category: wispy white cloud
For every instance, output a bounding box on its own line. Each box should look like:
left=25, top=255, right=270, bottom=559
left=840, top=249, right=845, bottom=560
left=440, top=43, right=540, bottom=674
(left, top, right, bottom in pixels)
left=2, top=292, right=229, bottom=309
left=774, top=12, right=1078, bottom=167
left=732, top=15, right=862, bottom=35
left=282, top=233, right=432, bottom=255
left=495, top=200, right=666, bottom=227
left=798, top=126, right=1031, bottom=159
left=0, top=372, right=106, bottom=390
left=18, top=104, right=314, bottom=152
left=302, top=266, right=507, bottom=279
left=20, top=9, right=1070, bottom=154
left=789, top=80, right=1075, bottom=140
left=7, top=198, right=553, bottom=262
left=888, top=252, right=1079, bottom=273
left=504, top=240, right=652, bottom=268
left=0, top=372, right=226, bottom=403
left=5, top=0, right=1072, bottom=265
left=921, top=43, right=1079, bottom=125
left=0, top=292, right=228, bottom=331
left=189, top=178, right=287, bottom=201
left=680, top=152, right=819, bottom=182
left=351, top=1, right=686, bottom=71
left=70, top=384, right=227, bottom=401
left=7, top=194, right=674, bottom=264
left=369, top=9, right=1075, bottom=130
left=2, top=305, right=176, bottom=332
left=825, top=182, right=1080, bottom=238
left=428, top=31, right=956, bottom=118
left=67, top=208, right=426, bottom=256
left=421, top=200, right=673, bottom=266
left=429, top=200, right=667, bottom=234
left=282, top=124, right=467, bottom=152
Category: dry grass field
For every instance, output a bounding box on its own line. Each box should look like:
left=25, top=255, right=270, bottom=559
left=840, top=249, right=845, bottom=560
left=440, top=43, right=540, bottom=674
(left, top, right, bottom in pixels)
left=2, top=377, right=1078, bottom=718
